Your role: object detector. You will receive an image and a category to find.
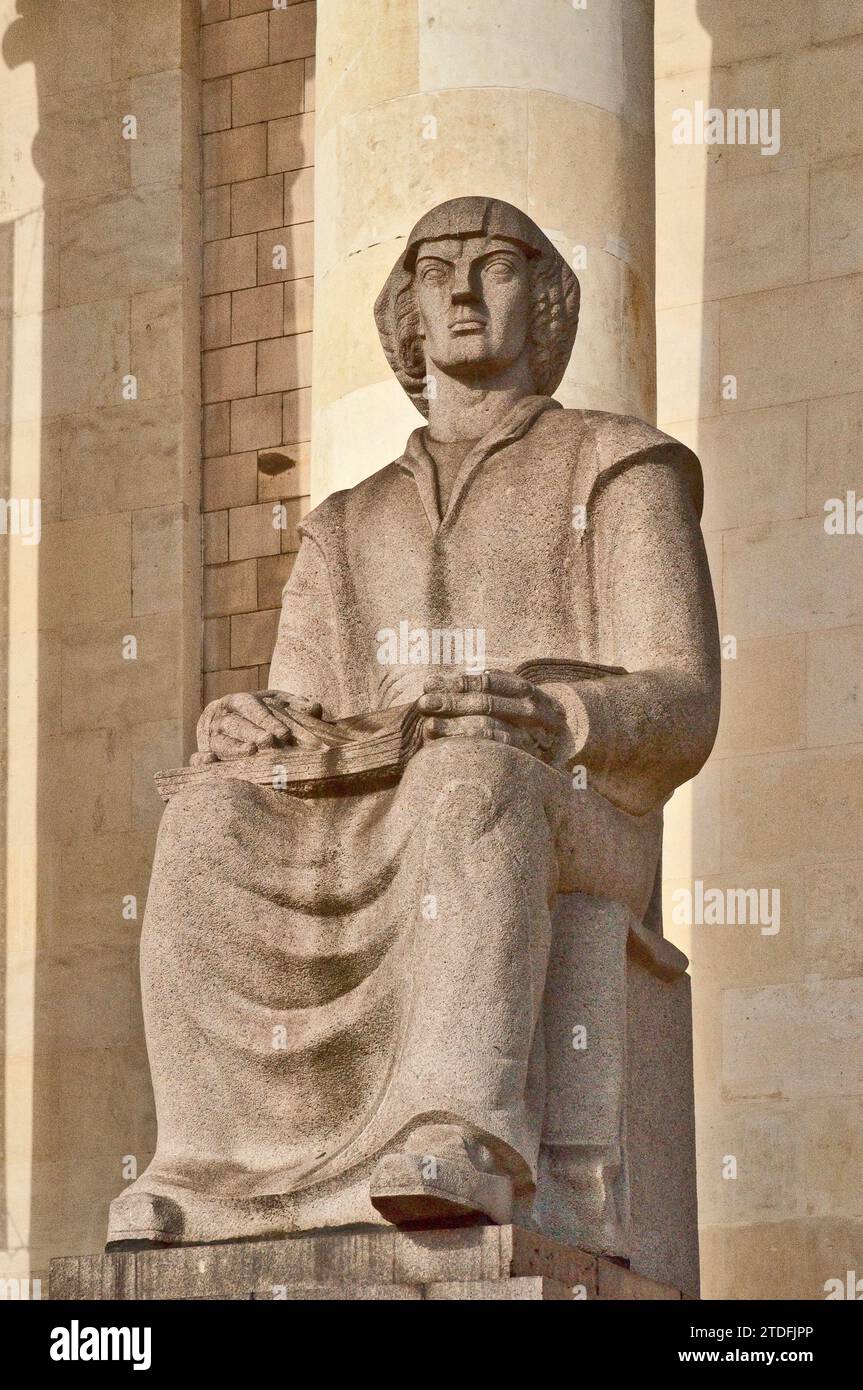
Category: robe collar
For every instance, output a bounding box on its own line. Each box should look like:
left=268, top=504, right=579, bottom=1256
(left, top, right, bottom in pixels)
left=398, top=394, right=562, bottom=535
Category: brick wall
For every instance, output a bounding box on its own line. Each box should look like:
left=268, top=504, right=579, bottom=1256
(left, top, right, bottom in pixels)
left=199, top=0, right=315, bottom=702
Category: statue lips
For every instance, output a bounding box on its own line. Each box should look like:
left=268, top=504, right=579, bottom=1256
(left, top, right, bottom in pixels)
left=449, top=315, right=487, bottom=335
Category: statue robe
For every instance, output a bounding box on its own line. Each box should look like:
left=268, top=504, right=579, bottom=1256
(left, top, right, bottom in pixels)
left=108, top=396, right=719, bottom=1246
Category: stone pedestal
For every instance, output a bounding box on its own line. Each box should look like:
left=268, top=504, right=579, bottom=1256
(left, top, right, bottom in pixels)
left=51, top=1226, right=689, bottom=1301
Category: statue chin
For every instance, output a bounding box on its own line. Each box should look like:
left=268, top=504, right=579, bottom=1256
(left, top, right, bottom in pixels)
left=428, top=346, right=524, bottom=376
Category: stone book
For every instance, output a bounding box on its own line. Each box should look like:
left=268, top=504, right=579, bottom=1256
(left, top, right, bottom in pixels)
left=154, top=657, right=625, bottom=801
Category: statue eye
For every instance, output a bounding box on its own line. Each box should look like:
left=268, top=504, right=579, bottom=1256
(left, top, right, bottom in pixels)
left=419, top=264, right=447, bottom=284
left=485, top=259, right=516, bottom=280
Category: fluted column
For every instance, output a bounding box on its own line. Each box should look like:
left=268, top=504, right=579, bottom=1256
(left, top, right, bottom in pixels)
left=311, top=0, right=656, bottom=499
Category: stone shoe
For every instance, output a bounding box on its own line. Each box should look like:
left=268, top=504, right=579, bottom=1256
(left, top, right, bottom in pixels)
left=369, top=1124, right=514, bottom=1226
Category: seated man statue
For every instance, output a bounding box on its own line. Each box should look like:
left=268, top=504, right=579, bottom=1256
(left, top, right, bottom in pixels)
left=108, top=197, right=720, bottom=1251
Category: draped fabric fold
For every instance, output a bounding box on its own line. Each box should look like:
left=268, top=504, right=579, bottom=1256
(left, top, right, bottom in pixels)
left=107, top=402, right=717, bottom=1245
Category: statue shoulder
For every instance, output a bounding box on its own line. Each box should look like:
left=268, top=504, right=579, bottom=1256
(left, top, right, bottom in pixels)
left=554, top=408, right=703, bottom=517
left=298, top=460, right=406, bottom=545
left=553, top=407, right=696, bottom=464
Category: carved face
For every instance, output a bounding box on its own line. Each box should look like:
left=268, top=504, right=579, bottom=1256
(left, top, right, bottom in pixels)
left=413, top=235, right=533, bottom=380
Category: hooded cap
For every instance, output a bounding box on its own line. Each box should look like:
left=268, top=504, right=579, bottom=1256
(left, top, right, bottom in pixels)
left=374, top=196, right=580, bottom=418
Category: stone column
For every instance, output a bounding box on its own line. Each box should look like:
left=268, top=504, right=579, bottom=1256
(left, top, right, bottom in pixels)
left=0, top=0, right=200, bottom=1284
left=311, top=0, right=657, bottom=500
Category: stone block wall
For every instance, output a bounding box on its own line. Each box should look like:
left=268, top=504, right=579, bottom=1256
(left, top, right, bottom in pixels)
left=199, top=0, right=315, bottom=703
left=2, top=0, right=858, bottom=1302
left=655, top=0, right=863, bottom=1299
left=0, top=0, right=201, bottom=1284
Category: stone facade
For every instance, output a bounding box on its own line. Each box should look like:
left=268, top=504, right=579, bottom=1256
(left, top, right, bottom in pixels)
left=200, top=0, right=315, bottom=703
left=0, top=0, right=860, bottom=1303
left=0, top=0, right=201, bottom=1290
left=655, top=0, right=863, bottom=1299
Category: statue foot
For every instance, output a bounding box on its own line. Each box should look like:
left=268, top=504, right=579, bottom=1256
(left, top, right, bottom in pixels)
left=106, top=1190, right=184, bottom=1247
left=369, top=1124, right=514, bottom=1226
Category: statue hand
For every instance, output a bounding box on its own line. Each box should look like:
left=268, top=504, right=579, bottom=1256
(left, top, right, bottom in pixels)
left=191, top=691, right=324, bottom=765
left=417, top=670, right=568, bottom=765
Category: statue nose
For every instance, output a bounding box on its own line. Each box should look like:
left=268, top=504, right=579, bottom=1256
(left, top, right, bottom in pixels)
left=451, top=280, right=478, bottom=304
left=450, top=261, right=478, bottom=301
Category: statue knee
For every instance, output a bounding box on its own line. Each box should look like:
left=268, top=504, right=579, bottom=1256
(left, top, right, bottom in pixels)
left=407, top=739, right=542, bottom=839
left=428, top=778, right=496, bottom=842
left=408, top=736, right=527, bottom=794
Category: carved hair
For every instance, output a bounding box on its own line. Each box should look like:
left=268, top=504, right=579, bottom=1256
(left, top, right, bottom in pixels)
left=375, top=232, right=580, bottom=419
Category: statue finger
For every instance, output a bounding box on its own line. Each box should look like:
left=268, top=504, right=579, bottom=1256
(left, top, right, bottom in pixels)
left=196, top=698, right=224, bottom=751
left=485, top=686, right=566, bottom=734
left=289, top=695, right=324, bottom=717
left=264, top=691, right=323, bottom=718
left=229, top=693, right=295, bottom=736
left=208, top=732, right=258, bottom=760
left=460, top=673, right=567, bottom=731
left=418, top=691, right=552, bottom=727
left=531, top=687, right=568, bottom=729
left=468, top=671, right=532, bottom=697
left=417, top=690, right=491, bottom=716
left=479, top=681, right=567, bottom=731
left=487, top=723, right=542, bottom=756
left=423, top=715, right=521, bottom=742
left=489, top=693, right=552, bottom=726
left=424, top=670, right=530, bottom=698
left=422, top=671, right=471, bottom=694
left=423, top=714, right=499, bottom=740
left=422, top=715, right=468, bottom=739
left=217, top=713, right=281, bottom=748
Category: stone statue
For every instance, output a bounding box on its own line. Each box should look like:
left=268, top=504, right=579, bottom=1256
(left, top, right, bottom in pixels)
left=108, top=198, right=719, bottom=1280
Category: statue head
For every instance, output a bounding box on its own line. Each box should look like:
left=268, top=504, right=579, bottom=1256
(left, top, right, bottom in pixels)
left=375, top=197, right=580, bottom=418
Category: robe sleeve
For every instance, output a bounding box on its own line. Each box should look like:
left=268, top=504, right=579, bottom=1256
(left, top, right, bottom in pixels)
left=267, top=534, right=347, bottom=718
left=549, top=447, right=721, bottom=816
